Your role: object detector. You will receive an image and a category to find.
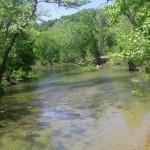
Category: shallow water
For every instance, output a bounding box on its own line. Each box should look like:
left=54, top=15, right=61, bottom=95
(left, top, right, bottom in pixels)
left=0, top=66, right=150, bottom=150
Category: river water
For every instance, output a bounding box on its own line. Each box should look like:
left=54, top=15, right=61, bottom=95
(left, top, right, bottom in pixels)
left=0, top=66, right=150, bottom=150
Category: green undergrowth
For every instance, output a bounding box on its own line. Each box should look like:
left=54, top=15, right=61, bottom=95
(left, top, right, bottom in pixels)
left=79, top=65, right=96, bottom=72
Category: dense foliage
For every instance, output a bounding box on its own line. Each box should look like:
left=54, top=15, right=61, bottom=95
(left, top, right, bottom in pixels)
left=105, top=0, right=150, bottom=72
left=0, top=0, right=89, bottom=86
left=35, top=9, right=109, bottom=66
left=6, top=29, right=36, bottom=80
left=0, top=0, right=149, bottom=95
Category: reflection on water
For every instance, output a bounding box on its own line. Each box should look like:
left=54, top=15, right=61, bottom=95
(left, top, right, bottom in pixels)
left=0, top=66, right=150, bottom=150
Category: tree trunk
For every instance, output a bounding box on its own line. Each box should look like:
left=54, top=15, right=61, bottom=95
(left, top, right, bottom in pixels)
left=0, top=33, right=19, bottom=83
left=126, top=9, right=137, bottom=26
left=125, top=9, right=139, bottom=71
left=91, top=32, right=101, bottom=65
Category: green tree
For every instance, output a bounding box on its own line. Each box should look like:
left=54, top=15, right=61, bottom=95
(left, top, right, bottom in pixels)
left=35, top=30, right=60, bottom=64
left=69, top=9, right=101, bottom=65
left=0, top=0, right=89, bottom=84
left=35, top=9, right=110, bottom=66
left=105, top=0, right=150, bottom=72
left=6, top=30, right=36, bottom=80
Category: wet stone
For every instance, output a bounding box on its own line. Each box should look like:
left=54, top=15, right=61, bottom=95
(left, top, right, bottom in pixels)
left=70, top=128, right=85, bottom=134
left=37, top=122, right=50, bottom=127
left=84, top=141, right=91, bottom=145
left=43, top=116, right=52, bottom=120
left=60, top=113, right=80, bottom=120
left=52, top=130, right=62, bottom=136
left=38, top=110, right=46, bottom=114
left=0, top=110, right=6, bottom=113
left=63, top=134, right=72, bottom=138
left=70, top=124, right=77, bottom=128
left=26, top=132, right=41, bottom=141
left=36, top=127, right=44, bottom=131
left=52, top=142, right=67, bottom=150
left=116, top=105, right=123, bottom=109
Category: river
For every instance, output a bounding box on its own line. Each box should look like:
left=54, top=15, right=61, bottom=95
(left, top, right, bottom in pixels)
left=0, top=65, right=150, bottom=150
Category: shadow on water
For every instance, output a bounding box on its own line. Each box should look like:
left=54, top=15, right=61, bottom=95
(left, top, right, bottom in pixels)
left=0, top=107, right=32, bottom=122
left=3, top=67, right=81, bottom=97
left=52, top=75, right=131, bottom=88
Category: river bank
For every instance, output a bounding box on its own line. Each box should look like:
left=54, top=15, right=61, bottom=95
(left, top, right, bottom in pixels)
left=0, top=63, right=149, bottom=97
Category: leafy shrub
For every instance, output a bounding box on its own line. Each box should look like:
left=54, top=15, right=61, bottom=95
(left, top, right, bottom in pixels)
left=79, top=65, right=95, bottom=72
